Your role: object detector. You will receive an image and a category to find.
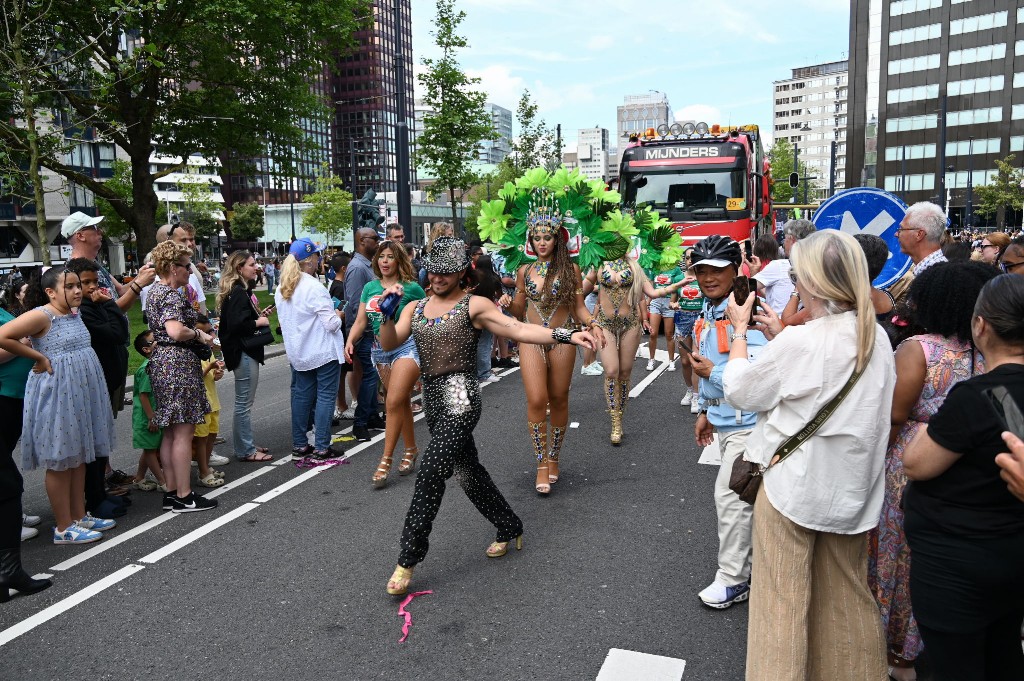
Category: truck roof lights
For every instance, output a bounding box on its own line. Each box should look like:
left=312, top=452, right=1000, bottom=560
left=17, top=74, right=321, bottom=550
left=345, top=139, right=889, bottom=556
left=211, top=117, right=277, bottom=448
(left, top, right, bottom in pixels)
left=694, top=122, right=709, bottom=135
left=681, top=122, right=696, bottom=136
left=656, top=123, right=670, bottom=137
left=669, top=123, right=683, bottom=136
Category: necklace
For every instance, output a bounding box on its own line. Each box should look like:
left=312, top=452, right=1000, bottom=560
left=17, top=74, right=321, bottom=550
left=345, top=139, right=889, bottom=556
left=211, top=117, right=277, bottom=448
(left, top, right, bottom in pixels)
left=535, top=261, right=550, bottom=278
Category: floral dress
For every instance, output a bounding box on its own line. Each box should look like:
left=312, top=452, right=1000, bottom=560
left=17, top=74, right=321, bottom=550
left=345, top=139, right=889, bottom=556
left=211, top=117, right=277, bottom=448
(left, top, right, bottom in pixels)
left=868, top=333, right=981, bottom=665
left=21, top=307, right=115, bottom=471
left=146, top=283, right=210, bottom=427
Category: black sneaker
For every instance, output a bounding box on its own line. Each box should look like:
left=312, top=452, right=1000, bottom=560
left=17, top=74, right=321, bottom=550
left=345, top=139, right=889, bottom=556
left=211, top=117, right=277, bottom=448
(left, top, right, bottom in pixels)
left=353, top=425, right=371, bottom=442
left=367, top=416, right=386, bottom=431
left=292, top=445, right=314, bottom=458
left=310, top=446, right=344, bottom=460
left=162, top=491, right=177, bottom=510
left=171, top=492, right=218, bottom=514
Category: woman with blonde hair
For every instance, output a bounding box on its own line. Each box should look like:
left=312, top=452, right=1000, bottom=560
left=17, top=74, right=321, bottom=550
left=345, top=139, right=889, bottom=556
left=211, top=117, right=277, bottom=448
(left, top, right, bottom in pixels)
left=722, top=229, right=895, bottom=680
left=346, top=240, right=425, bottom=487
left=583, top=255, right=687, bottom=444
left=217, top=250, right=273, bottom=462
left=275, top=238, right=345, bottom=460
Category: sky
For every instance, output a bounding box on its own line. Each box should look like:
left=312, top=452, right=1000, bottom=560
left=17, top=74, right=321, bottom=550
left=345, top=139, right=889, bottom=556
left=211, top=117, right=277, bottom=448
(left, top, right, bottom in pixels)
left=410, top=0, right=851, bottom=152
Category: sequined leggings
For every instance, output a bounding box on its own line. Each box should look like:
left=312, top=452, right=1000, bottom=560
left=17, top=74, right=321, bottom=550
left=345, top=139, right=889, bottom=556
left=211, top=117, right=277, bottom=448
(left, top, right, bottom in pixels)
left=398, top=372, right=523, bottom=568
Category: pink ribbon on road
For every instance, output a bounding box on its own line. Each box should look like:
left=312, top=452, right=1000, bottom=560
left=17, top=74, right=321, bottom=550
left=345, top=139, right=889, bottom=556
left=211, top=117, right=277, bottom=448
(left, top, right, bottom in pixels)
left=397, top=590, right=433, bottom=643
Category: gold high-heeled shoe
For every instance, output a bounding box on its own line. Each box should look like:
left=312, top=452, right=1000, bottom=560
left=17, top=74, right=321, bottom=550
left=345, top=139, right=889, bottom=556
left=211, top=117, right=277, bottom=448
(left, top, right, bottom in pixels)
left=387, top=565, right=414, bottom=595
left=373, top=453, right=393, bottom=489
left=609, top=410, right=623, bottom=445
left=485, top=535, right=523, bottom=558
left=398, top=447, right=419, bottom=476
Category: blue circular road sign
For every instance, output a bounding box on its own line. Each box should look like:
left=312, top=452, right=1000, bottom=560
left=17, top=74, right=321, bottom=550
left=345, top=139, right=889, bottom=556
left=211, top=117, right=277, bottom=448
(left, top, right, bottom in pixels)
left=812, top=187, right=911, bottom=289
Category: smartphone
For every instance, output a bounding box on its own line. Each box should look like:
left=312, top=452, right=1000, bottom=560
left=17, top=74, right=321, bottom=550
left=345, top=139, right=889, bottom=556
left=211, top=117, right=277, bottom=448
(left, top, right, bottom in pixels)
left=743, top=241, right=753, bottom=260
left=984, top=386, right=1024, bottom=437
left=677, top=334, right=694, bottom=355
left=731, top=276, right=759, bottom=325
left=331, top=296, right=343, bottom=310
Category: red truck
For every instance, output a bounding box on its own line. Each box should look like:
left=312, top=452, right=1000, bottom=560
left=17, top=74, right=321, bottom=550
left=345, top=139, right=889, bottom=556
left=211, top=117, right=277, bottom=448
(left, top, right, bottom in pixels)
left=618, top=123, right=772, bottom=245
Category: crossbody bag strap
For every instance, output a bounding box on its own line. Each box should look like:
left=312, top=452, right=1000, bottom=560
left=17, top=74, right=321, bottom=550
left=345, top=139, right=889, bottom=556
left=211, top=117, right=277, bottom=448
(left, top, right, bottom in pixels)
left=768, top=352, right=872, bottom=469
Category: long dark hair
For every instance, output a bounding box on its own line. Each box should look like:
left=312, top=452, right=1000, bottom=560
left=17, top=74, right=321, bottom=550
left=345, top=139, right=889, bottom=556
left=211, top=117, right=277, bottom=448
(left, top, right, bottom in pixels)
left=531, top=231, right=577, bottom=307
left=472, top=255, right=502, bottom=301
left=24, top=267, right=77, bottom=311
left=975, top=274, right=1024, bottom=346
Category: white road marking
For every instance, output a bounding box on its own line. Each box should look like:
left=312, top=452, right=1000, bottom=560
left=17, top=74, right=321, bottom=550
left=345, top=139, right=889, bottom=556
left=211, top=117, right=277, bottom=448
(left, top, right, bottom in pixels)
left=698, top=434, right=722, bottom=466
left=203, top=465, right=277, bottom=498
left=138, top=503, right=260, bottom=564
left=596, top=648, right=686, bottom=680
left=0, top=564, right=146, bottom=647
left=251, top=467, right=336, bottom=503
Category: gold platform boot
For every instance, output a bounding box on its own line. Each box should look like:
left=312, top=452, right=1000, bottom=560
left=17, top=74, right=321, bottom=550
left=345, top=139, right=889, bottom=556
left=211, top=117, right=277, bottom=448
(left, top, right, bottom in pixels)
left=605, top=376, right=622, bottom=445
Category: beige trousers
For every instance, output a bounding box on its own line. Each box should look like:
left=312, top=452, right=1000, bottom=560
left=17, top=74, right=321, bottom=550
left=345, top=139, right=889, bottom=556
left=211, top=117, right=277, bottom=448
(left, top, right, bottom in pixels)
left=715, top=429, right=754, bottom=585
left=746, top=485, right=887, bottom=681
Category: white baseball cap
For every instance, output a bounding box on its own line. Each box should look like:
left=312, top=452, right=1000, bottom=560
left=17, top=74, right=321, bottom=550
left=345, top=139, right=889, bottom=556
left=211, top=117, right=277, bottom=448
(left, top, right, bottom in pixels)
left=61, top=212, right=104, bottom=238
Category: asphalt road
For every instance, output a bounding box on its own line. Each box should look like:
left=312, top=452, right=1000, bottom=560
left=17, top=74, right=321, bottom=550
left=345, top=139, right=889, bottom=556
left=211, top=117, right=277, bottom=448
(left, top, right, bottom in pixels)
left=2, top=345, right=747, bottom=680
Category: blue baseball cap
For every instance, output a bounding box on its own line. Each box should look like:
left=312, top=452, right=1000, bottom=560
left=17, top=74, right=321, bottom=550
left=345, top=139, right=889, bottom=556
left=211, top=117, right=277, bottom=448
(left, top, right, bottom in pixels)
left=289, top=237, right=325, bottom=260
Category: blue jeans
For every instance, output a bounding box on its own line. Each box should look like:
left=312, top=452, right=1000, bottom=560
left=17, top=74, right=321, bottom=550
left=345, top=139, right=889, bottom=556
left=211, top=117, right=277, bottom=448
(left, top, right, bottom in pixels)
left=290, top=360, right=341, bottom=451
left=354, top=334, right=379, bottom=427
left=232, top=353, right=260, bottom=459
left=266, top=274, right=276, bottom=293
left=476, top=329, right=493, bottom=381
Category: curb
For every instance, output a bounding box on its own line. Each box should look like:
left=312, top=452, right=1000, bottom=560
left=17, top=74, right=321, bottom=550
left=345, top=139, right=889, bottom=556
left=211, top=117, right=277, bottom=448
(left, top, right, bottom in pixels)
left=124, top=345, right=288, bottom=395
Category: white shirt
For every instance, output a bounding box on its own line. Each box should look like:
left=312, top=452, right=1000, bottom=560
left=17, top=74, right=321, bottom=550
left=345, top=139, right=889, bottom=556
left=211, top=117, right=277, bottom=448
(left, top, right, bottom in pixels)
left=912, top=248, right=947, bottom=276
left=752, top=258, right=794, bottom=315
left=722, top=312, right=895, bottom=534
left=275, top=273, right=344, bottom=371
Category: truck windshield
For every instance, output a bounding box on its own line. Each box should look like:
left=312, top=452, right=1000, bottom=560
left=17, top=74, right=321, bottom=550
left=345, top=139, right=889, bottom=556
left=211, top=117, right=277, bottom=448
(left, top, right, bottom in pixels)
left=623, top=168, right=745, bottom=215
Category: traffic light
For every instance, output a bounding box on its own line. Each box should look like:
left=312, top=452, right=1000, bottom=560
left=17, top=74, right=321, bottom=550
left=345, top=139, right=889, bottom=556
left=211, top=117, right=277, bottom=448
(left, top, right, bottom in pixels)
left=356, top=189, right=385, bottom=232
left=788, top=172, right=799, bottom=189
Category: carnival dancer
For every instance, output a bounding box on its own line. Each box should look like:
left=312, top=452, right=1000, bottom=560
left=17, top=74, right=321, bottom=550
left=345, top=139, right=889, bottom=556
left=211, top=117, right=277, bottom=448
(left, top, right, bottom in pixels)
left=583, top=252, right=688, bottom=444
left=379, top=237, right=597, bottom=596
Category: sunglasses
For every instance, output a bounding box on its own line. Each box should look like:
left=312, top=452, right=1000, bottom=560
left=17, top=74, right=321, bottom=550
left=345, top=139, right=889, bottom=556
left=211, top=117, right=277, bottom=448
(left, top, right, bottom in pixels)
left=999, top=260, right=1024, bottom=273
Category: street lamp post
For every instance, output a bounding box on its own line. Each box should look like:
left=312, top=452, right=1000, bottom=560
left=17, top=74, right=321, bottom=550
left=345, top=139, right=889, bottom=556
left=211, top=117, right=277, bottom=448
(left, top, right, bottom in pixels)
left=392, top=0, right=412, bottom=240
left=965, top=136, right=974, bottom=230
left=900, top=145, right=907, bottom=200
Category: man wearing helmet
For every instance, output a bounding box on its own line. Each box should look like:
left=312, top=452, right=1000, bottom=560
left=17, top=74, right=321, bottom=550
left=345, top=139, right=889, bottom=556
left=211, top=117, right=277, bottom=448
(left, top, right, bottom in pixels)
left=687, top=234, right=768, bottom=609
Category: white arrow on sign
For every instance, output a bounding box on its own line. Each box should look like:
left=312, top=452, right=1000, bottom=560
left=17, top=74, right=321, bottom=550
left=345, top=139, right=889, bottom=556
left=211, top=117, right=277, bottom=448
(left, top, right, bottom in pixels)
left=840, top=209, right=895, bottom=237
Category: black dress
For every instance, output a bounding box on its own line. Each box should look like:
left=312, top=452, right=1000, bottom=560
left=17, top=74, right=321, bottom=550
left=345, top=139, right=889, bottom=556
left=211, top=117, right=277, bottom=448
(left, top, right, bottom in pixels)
left=397, top=293, right=522, bottom=568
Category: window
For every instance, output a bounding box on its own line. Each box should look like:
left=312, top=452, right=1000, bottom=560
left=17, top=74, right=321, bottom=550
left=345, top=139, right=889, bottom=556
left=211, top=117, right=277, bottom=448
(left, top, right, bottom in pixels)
left=885, top=114, right=938, bottom=132
left=890, top=0, right=941, bottom=16
left=950, top=11, right=1007, bottom=35
left=1019, top=7, right=1024, bottom=23
left=885, top=144, right=936, bottom=162
left=948, top=75, right=1005, bottom=96
left=945, top=138, right=1000, bottom=156
left=947, top=107, right=1002, bottom=126
left=884, top=175, right=936, bottom=192
left=1015, top=73, right=1024, bottom=88
left=1011, top=136, right=1024, bottom=152
left=944, top=169, right=998, bottom=189
left=1017, top=41, right=1024, bottom=56
left=791, top=95, right=803, bottom=103
left=887, top=84, right=939, bottom=104
left=948, top=43, right=1006, bottom=66
left=1014, top=105, right=1024, bottom=120
left=889, top=23, right=941, bottom=45
left=888, top=53, right=940, bottom=75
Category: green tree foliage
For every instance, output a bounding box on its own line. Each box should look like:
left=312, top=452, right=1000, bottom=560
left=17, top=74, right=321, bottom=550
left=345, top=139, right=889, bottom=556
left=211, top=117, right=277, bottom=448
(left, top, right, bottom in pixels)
left=767, top=138, right=819, bottom=203
left=416, top=0, right=496, bottom=226
left=0, top=0, right=367, bottom=259
left=302, top=170, right=353, bottom=245
left=974, top=155, right=1024, bottom=228
left=505, top=90, right=552, bottom=176
left=229, top=202, right=265, bottom=242
left=95, top=158, right=168, bottom=242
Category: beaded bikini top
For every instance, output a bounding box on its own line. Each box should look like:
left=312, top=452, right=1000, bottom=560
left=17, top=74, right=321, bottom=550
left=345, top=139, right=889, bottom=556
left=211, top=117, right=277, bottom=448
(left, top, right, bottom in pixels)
left=599, top=258, right=634, bottom=288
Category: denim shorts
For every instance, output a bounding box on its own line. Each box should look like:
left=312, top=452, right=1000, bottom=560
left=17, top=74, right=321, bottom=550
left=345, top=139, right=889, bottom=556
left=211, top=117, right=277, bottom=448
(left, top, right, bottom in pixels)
left=371, top=335, right=420, bottom=367
left=674, top=310, right=700, bottom=338
left=648, top=296, right=673, bottom=316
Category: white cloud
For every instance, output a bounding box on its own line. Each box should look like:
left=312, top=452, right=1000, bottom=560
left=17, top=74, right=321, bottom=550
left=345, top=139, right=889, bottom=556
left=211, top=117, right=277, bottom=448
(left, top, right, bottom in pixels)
left=465, top=65, right=528, bottom=111
left=586, top=35, right=615, bottom=51
left=675, top=105, right=723, bottom=125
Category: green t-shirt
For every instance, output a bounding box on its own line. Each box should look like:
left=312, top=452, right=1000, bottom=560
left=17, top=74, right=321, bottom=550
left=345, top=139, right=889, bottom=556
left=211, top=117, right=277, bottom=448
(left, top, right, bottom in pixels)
left=0, top=308, right=35, bottom=399
left=132, top=360, right=156, bottom=429
left=361, top=280, right=426, bottom=336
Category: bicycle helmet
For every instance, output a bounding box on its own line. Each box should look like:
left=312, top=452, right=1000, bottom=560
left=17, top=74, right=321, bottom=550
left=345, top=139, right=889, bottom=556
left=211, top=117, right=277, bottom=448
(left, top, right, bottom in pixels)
left=688, top=235, right=742, bottom=270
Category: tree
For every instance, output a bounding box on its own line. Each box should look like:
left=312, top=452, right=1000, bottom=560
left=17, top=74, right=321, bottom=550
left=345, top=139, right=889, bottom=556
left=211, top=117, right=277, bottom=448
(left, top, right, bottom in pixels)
left=767, top=138, right=819, bottom=204
left=229, top=202, right=264, bottom=242
left=302, top=170, right=354, bottom=245
left=975, top=154, right=1024, bottom=229
left=416, top=0, right=496, bottom=226
left=505, top=90, right=552, bottom=176
left=177, top=165, right=221, bottom=239
left=95, top=158, right=168, bottom=243
left=0, top=0, right=367, bottom=260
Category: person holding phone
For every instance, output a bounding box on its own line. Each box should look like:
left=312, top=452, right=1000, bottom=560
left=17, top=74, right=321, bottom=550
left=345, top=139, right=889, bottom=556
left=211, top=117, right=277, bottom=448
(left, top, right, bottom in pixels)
left=903, top=273, right=1024, bottom=680
left=217, top=251, right=273, bottom=462
left=685, top=235, right=768, bottom=610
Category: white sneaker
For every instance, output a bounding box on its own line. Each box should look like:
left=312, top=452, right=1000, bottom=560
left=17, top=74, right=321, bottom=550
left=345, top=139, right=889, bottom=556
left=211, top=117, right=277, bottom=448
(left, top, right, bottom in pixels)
left=21, top=526, right=38, bottom=541
left=340, top=406, right=356, bottom=420
left=580, top=362, right=604, bottom=376
left=690, top=400, right=700, bottom=414
left=646, top=359, right=655, bottom=371
left=480, top=374, right=501, bottom=384
left=667, top=359, right=677, bottom=372
left=22, top=512, right=41, bottom=527
left=680, top=390, right=692, bottom=406
left=209, top=453, right=230, bottom=466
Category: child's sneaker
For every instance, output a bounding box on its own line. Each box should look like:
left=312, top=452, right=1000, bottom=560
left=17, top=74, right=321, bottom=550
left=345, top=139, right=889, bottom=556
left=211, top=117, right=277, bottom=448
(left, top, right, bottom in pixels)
left=77, top=513, right=116, bottom=532
left=170, top=492, right=218, bottom=513
left=53, top=523, right=103, bottom=545
left=209, top=453, right=230, bottom=466
left=162, top=490, right=177, bottom=510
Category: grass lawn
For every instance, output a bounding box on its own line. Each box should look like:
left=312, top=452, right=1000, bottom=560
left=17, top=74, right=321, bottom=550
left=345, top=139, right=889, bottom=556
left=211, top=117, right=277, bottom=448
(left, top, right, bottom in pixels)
left=127, top=290, right=282, bottom=376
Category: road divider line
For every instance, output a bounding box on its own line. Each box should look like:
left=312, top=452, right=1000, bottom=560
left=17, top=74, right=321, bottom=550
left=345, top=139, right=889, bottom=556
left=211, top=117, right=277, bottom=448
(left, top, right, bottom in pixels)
left=50, top=512, right=179, bottom=572
left=629, top=360, right=669, bottom=398
left=203, top=465, right=276, bottom=498
left=596, top=648, right=687, bottom=680
left=250, top=466, right=338, bottom=503
left=0, top=564, right=146, bottom=647
left=138, top=503, right=260, bottom=564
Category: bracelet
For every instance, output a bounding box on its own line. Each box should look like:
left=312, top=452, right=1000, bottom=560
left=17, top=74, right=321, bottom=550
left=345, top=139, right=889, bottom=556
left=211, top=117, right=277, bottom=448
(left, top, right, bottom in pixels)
left=790, top=291, right=800, bottom=298
left=551, top=327, right=574, bottom=344
left=731, top=332, right=747, bottom=341
left=130, top=283, right=141, bottom=294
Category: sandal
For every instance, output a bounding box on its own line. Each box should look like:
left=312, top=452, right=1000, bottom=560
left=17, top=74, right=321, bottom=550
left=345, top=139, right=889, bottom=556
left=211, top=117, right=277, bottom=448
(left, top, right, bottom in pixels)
left=535, top=461, right=550, bottom=495
left=240, top=451, right=274, bottom=462
left=398, top=447, right=419, bottom=476
left=387, top=565, right=413, bottom=596
left=411, top=402, right=423, bottom=414
left=198, top=473, right=225, bottom=488
left=373, top=454, right=393, bottom=489
left=255, top=446, right=270, bottom=454
left=486, top=535, right=523, bottom=558
left=132, top=477, right=157, bottom=491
